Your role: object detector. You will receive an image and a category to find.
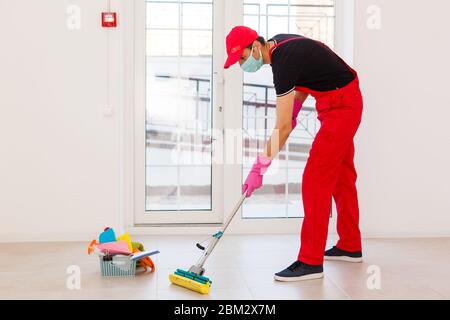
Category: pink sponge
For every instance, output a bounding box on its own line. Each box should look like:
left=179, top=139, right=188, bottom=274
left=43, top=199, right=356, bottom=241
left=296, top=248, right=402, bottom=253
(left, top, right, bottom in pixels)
left=97, top=240, right=131, bottom=255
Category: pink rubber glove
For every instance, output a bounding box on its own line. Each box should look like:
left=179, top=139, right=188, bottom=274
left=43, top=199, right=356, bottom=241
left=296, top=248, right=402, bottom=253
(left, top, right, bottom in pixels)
left=292, top=99, right=303, bottom=130
left=242, top=155, right=272, bottom=198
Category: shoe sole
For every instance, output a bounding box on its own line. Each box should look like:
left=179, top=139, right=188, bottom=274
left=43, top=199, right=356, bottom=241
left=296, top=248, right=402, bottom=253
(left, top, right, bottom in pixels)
left=324, top=256, right=363, bottom=263
left=274, top=272, right=324, bottom=282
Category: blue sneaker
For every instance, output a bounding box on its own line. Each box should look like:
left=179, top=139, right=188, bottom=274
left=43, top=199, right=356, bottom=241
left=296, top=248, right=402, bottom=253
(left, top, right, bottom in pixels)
left=274, top=261, right=324, bottom=282
left=324, top=246, right=363, bottom=263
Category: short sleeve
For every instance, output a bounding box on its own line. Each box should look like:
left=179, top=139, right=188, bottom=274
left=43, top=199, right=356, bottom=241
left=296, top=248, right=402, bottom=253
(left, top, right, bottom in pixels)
left=271, top=43, right=302, bottom=97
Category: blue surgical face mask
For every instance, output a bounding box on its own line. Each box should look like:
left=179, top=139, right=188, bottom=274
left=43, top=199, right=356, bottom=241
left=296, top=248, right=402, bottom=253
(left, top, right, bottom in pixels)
left=240, top=46, right=263, bottom=73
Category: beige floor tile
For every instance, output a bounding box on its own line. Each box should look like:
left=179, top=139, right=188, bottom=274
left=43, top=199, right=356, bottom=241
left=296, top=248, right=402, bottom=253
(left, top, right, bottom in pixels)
left=341, top=284, right=444, bottom=300
left=248, top=281, right=349, bottom=300
left=323, top=261, right=375, bottom=288
left=0, top=290, right=63, bottom=300
left=1, top=236, right=450, bottom=300
left=79, top=270, right=157, bottom=291
left=209, top=250, right=298, bottom=270
left=1, top=270, right=68, bottom=292
left=158, top=286, right=253, bottom=300
left=61, top=287, right=157, bottom=300
left=428, top=286, right=450, bottom=299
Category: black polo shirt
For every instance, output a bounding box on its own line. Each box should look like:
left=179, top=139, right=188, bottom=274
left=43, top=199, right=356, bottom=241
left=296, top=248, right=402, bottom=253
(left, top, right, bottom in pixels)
left=269, top=34, right=355, bottom=96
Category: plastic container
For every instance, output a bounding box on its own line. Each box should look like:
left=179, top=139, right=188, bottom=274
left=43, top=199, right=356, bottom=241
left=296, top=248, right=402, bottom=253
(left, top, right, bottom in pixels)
left=99, top=255, right=136, bottom=277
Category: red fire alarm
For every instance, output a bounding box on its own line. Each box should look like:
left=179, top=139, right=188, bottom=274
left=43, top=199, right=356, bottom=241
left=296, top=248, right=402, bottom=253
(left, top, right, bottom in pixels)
left=102, top=12, right=117, bottom=28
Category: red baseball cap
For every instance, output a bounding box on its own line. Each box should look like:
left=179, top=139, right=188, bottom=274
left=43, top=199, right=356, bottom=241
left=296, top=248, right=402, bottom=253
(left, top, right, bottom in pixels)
left=224, top=26, right=259, bottom=69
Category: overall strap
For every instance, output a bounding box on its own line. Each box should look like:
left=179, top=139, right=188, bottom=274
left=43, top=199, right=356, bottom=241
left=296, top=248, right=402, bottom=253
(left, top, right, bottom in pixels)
left=316, top=41, right=357, bottom=77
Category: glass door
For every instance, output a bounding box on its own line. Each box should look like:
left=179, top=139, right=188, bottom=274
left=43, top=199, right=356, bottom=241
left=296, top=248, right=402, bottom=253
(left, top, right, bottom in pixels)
left=134, top=0, right=224, bottom=224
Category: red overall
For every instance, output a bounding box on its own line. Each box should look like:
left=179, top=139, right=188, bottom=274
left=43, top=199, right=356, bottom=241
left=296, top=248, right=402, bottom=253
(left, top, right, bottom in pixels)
left=270, top=38, right=363, bottom=266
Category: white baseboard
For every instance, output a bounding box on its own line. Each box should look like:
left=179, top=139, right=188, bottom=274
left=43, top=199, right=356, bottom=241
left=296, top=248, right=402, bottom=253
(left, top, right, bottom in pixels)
left=0, top=229, right=448, bottom=243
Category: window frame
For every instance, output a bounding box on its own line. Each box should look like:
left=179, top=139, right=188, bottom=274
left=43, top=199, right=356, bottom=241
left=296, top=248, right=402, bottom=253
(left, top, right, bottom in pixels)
left=131, top=0, right=225, bottom=225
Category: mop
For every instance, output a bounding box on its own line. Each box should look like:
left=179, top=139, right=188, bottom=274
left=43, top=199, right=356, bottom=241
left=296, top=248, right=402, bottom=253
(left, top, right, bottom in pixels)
left=169, top=194, right=247, bottom=294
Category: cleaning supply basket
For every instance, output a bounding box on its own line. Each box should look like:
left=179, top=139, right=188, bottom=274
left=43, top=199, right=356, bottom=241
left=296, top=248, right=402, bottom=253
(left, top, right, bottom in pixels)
left=99, top=255, right=136, bottom=277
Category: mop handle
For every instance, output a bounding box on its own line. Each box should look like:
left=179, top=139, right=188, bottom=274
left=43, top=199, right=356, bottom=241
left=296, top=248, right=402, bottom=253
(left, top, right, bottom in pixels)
left=196, top=194, right=246, bottom=269
left=221, top=193, right=247, bottom=233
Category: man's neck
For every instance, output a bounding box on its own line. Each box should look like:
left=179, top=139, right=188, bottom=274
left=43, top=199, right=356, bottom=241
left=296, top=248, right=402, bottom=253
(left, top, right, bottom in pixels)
left=263, top=41, right=276, bottom=65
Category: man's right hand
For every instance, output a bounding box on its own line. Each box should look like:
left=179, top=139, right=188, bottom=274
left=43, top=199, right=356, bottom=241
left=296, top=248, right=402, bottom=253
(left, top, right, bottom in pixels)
left=242, top=155, right=272, bottom=198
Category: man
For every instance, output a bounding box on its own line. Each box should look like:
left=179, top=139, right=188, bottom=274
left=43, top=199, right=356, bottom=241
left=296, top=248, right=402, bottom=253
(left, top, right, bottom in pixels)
left=224, top=26, right=364, bottom=281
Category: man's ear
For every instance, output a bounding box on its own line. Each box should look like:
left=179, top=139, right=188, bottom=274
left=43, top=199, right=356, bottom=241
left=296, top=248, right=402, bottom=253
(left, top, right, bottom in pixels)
left=253, top=40, right=262, bottom=49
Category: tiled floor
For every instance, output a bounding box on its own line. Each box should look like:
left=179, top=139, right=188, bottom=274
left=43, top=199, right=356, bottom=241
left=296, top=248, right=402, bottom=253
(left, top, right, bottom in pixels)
left=0, top=235, right=449, bottom=300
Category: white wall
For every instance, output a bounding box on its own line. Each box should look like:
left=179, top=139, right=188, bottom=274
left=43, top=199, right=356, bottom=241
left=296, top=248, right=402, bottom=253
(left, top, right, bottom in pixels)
left=354, top=0, right=450, bottom=237
left=1, top=0, right=450, bottom=242
left=0, top=0, right=126, bottom=241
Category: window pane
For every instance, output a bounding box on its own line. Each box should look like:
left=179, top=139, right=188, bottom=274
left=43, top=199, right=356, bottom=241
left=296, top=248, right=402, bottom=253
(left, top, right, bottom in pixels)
left=287, top=168, right=303, bottom=217
left=182, top=3, right=213, bottom=29
left=182, top=30, right=213, bottom=56
left=146, top=166, right=178, bottom=211
left=267, top=16, right=288, bottom=39
left=242, top=164, right=287, bottom=218
left=267, top=4, right=289, bottom=16
left=146, top=130, right=177, bottom=166
left=244, top=15, right=260, bottom=33
left=147, top=29, right=179, bottom=56
left=146, top=0, right=213, bottom=212
left=244, top=3, right=260, bottom=15
left=179, top=166, right=211, bottom=210
left=147, top=2, right=179, bottom=29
